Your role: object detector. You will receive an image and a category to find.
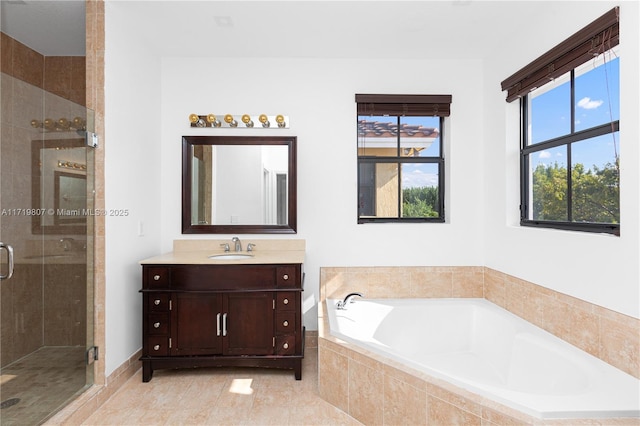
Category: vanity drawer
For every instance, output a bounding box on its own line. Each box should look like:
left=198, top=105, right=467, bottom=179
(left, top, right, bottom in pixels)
left=276, top=266, right=298, bottom=288
left=147, top=313, right=170, bottom=335
left=145, top=267, right=171, bottom=288
left=171, top=265, right=277, bottom=290
left=276, top=292, right=297, bottom=311
left=275, top=312, right=296, bottom=334
left=147, top=336, right=170, bottom=356
left=147, top=293, right=170, bottom=312
left=275, top=335, right=296, bottom=355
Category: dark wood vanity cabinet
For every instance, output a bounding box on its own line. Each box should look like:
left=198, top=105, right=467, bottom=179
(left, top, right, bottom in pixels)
left=140, top=264, right=304, bottom=382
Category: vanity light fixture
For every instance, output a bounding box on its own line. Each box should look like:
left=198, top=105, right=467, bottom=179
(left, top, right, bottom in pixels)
left=224, top=114, right=238, bottom=127
left=188, top=114, right=289, bottom=129
left=44, top=118, right=57, bottom=130
left=58, top=118, right=70, bottom=130
left=241, top=114, right=254, bottom=127
left=259, top=114, right=270, bottom=128
left=30, top=116, right=86, bottom=132
left=206, top=114, right=221, bottom=127
left=189, top=113, right=206, bottom=127
left=58, top=160, right=87, bottom=171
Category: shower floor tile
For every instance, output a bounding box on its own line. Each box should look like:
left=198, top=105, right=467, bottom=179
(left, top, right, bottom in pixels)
left=1, top=346, right=88, bottom=426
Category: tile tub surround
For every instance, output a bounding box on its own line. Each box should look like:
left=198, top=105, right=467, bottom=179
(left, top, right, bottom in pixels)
left=318, top=266, right=640, bottom=425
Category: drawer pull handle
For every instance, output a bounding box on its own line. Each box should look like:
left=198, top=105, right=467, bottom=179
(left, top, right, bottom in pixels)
left=153, top=344, right=160, bottom=351
left=283, top=298, right=289, bottom=305
left=154, top=299, right=161, bottom=306
left=283, top=342, right=289, bottom=349
left=283, top=320, right=289, bottom=327
left=282, top=274, right=289, bottom=280
left=153, top=274, right=161, bottom=281
left=216, top=313, right=221, bottom=336
left=153, top=322, right=160, bottom=328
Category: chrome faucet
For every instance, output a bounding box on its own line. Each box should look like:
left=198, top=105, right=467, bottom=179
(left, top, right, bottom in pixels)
left=336, top=292, right=364, bottom=310
left=231, top=236, right=242, bottom=252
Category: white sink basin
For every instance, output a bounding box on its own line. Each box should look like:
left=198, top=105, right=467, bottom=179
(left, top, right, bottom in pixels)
left=208, top=253, right=254, bottom=260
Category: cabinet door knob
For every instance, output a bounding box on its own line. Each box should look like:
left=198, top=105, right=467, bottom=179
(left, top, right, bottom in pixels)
left=283, top=320, right=289, bottom=327
left=282, top=274, right=289, bottom=280
left=153, top=322, right=160, bottom=328
left=283, top=342, right=289, bottom=349
left=153, top=344, right=160, bottom=351
left=153, top=274, right=161, bottom=281
left=154, top=299, right=161, bottom=305
left=283, top=298, right=289, bottom=305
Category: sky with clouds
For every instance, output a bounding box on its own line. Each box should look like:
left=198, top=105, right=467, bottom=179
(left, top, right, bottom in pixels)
left=530, top=55, right=619, bottom=171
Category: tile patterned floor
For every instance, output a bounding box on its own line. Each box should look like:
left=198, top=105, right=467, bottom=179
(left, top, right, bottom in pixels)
left=1, top=346, right=89, bottom=426
left=82, top=348, right=361, bottom=425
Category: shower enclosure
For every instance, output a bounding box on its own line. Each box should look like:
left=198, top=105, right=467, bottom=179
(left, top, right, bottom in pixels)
left=0, top=3, right=95, bottom=424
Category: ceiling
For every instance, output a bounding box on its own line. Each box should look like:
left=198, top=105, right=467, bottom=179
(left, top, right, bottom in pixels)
left=1, top=0, right=86, bottom=56
left=109, top=0, right=549, bottom=60
left=0, top=1, right=614, bottom=60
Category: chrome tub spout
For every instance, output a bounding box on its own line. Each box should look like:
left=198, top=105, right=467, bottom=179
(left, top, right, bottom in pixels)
left=336, top=292, right=364, bottom=310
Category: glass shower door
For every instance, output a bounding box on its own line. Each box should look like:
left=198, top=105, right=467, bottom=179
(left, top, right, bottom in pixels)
left=0, top=69, right=95, bottom=425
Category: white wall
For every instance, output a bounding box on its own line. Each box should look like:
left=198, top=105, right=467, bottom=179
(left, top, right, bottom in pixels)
left=103, top=2, right=164, bottom=375
left=482, top=1, right=640, bottom=319
left=159, top=57, right=487, bottom=329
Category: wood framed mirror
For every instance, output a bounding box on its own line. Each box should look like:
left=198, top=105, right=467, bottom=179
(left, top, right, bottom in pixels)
left=182, top=135, right=297, bottom=234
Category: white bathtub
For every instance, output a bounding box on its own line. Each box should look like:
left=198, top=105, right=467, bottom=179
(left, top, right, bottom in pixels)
left=326, top=298, right=640, bottom=420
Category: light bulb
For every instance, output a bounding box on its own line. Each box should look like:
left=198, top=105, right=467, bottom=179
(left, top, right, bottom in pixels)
left=241, top=114, right=254, bottom=127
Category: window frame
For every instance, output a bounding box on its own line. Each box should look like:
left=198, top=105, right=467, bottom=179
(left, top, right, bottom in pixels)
left=519, top=81, right=620, bottom=235
left=356, top=94, right=450, bottom=224
left=501, top=7, right=620, bottom=235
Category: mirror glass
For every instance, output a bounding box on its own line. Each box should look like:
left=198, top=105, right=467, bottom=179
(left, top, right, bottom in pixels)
left=32, top=138, right=87, bottom=234
left=182, top=136, right=297, bottom=234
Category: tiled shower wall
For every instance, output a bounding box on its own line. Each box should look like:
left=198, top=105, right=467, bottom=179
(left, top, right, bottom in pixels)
left=0, top=33, right=86, bottom=106
left=320, top=266, right=640, bottom=379
left=0, top=33, right=88, bottom=366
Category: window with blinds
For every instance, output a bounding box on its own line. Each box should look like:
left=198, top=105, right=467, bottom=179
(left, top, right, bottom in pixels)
left=355, top=94, right=451, bottom=223
left=501, top=8, right=620, bottom=235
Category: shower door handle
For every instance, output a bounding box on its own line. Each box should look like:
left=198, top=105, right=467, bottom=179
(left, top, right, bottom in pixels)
left=0, top=242, right=14, bottom=280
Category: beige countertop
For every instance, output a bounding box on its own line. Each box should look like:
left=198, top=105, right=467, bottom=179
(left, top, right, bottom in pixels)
left=139, top=239, right=305, bottom=265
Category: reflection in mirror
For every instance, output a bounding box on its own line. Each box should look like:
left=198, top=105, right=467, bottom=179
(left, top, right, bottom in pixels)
left=32, top=138, right=87, bottom=234
left=183, top=136, right=297, bottom=234
left=54, top=171, right=87, bottom=225
left=192, top=145, right=289, bottom=226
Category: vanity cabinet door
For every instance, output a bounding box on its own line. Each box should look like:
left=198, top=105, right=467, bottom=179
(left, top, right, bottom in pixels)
left=170, top=291, right=276, bottom=356
left=171, top=293, right=223, bottom=356
left=224, top=292, right=275, bottom=356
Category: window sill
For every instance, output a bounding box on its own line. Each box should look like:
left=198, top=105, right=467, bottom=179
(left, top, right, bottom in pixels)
left=520, top=220, right=620, bottom=236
